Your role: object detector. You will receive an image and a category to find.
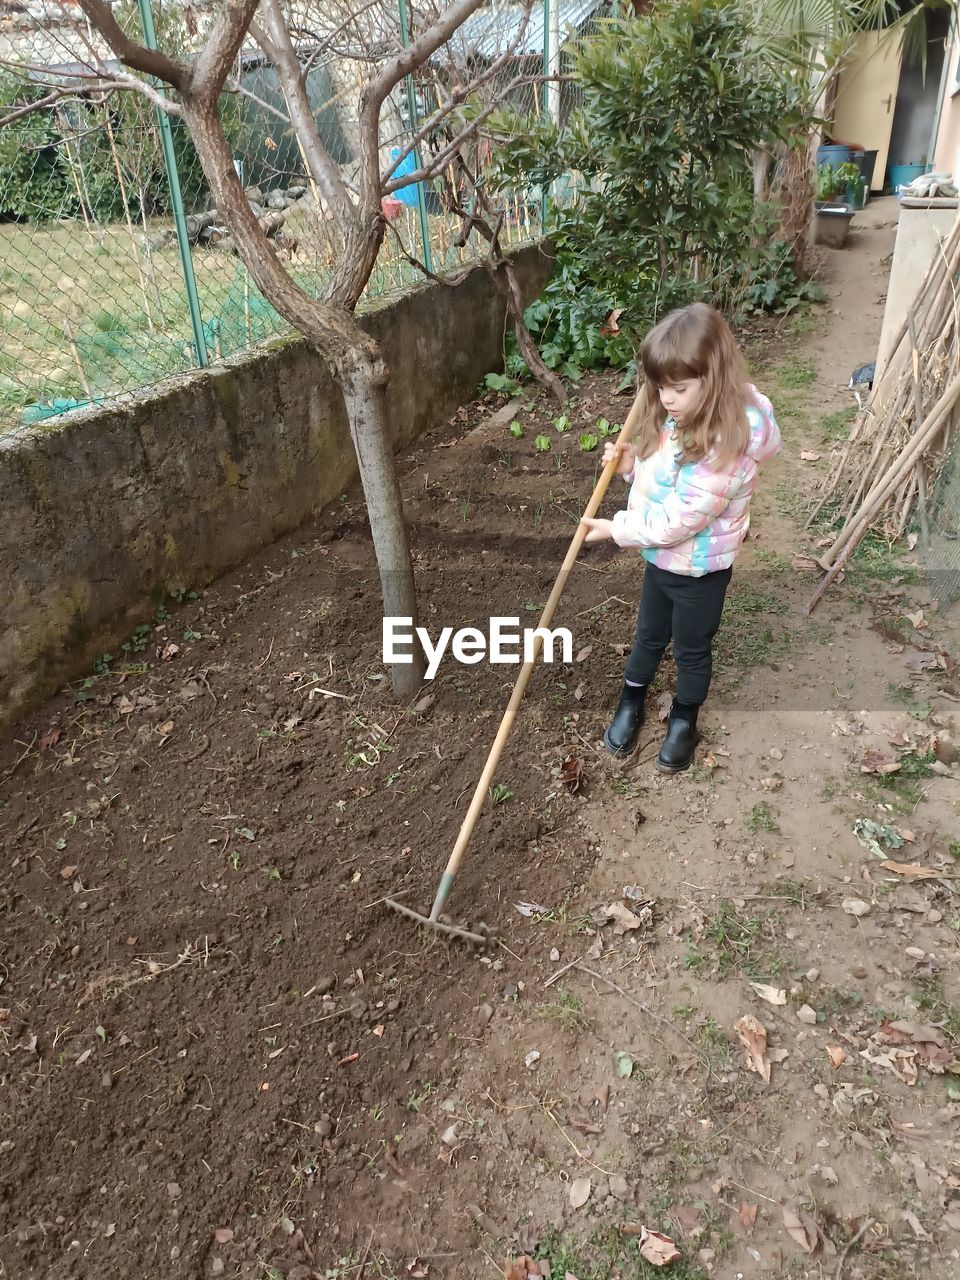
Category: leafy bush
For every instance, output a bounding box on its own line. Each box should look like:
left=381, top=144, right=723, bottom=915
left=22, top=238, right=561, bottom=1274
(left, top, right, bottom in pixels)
left=493, top=0, right=809, bottom=372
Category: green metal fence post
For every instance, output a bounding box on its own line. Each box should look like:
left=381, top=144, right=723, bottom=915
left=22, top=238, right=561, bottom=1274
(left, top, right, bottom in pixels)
left=136, top=0, right=208, bottom=368
left=396, top=0, right=434, bottom=274
left=541, top=0, right=550, bottom=228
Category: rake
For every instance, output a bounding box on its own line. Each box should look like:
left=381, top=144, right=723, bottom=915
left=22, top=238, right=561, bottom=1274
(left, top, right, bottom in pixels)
left=384, top=386, right=645, bottom=943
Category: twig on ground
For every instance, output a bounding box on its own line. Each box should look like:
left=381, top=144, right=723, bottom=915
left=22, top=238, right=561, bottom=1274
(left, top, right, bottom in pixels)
left=836, top=1217, right=875, bottom=1280
left=573, top=963, right=710, bottom=1071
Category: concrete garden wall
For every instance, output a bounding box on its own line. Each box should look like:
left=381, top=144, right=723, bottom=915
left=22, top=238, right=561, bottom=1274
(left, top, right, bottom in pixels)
left=0, top=244, right=553, bottom=729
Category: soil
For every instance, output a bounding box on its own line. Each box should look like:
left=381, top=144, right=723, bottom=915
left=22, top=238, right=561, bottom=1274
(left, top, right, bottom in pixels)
left=2, top=198, right=960, bottom=1280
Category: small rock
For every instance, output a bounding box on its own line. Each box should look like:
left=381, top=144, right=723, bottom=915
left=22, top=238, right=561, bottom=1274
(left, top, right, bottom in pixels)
left=477, top=1002, right=494, bottom=1026
left=170, top=1246, right=181, bottom=1260
left=314, top=976, right=336, bottom=996
left=314, top=1117, right=333, bottom=1139
left=927, top=910, right=943, bottom=924
left=100, top=1071, right=113, bottom=1089
left=549, top=948, right=561, bottom=962
left=524, top=1050, right=541, bottom=1069
left=797, top=1004, right=819, bottom=1025
left=813, top=1083, right=830, bottom=1101
left=760, top=774, right=783, bottom=792
left=842, top=897, right=871, bottom=917
left=852, top=965, right=867, bottom=979
left=211, top=1260, right=224, bottom=1276
left=167, top=1182, right=182, bottom=1200
left=608, top=1174, right=629, bottom=1200
left=502, top=983, right=519, bottom=1001
left=769, top=747, right=784, bottom=760
left=905, top=946, right=926, bottom=959
left=440, top=1122, right=460, bottom=1148
left=698, top=1247, right=716, bottom=1266
left=805, top=968, right=820, bottom=982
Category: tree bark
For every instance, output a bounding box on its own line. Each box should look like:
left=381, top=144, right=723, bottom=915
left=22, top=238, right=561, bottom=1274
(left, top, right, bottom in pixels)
left=179, top=99, right=424, bottom=693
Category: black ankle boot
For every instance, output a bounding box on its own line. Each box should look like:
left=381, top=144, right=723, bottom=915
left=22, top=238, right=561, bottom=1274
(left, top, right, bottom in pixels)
left=656, top=699, right=700, bottom=774
left=603, top=683, right=647, bottom=757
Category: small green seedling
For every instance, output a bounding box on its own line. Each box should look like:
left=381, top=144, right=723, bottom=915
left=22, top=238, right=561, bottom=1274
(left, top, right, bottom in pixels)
left=595, top=417, right=618, bottom=438
left=508, top=420, right=523, bottom=438
left=553, top=414, right=571, bottom=433
left=578, top=433, right=599, bottom=452
left=535, top=434, right=552, bottom=452
left=489, top=783, right=513, bottom=805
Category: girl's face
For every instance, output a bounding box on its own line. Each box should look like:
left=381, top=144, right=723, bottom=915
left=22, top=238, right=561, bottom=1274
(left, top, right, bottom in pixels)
left=659, top=377, right=703, bottom=423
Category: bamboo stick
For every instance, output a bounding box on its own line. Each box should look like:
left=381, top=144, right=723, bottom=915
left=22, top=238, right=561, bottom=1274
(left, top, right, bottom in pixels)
left=906, top=308, right=930, bottom=542
left=817, top=372, right=960, bottom=575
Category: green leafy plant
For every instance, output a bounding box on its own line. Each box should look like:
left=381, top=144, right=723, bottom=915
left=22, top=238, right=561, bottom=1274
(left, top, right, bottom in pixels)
left=553, top=414, right=571, bottom=433
left=535, top=433, right=552, bottom=452
left=493, top=1, right=807, bottom=370
left=484, top=371, right=521, bottom=395
left=489, top=783, right=514, bottom=805
left=578, top=433, right=599, bottom=452
left=508, top=419, right=524, bottom=438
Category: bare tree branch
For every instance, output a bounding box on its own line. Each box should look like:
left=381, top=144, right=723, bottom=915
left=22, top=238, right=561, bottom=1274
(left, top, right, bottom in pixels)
left=189, top=0, right=261, bottom=102
left=363, top=0, right=484, bottom=112
left=383, top=73, right=565, bottom=194
left=75, top=0, right=189, bottom=89
left=379, top=0, right=535, bottom=186
left=0, top=83, right=118, bottom=128
left=251, top=0, right=356, bottom=222
left=0, top=62, right=185, bottom=117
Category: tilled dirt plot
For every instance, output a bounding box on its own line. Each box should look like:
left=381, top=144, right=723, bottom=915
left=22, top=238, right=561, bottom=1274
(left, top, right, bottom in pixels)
left=3, top=201, right=960, bottom=1280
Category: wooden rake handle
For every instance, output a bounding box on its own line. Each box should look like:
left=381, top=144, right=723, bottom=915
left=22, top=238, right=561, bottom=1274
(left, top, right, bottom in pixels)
left=428, top=385, right=646, bottom=921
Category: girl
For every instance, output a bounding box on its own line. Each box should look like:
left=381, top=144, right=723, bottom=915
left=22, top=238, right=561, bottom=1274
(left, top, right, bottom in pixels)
left=581, top=302, right=781, bottom=774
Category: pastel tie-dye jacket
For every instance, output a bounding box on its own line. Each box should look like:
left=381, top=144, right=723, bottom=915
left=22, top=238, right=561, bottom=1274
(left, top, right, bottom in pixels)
left=611, top=386, right=781, bottom=577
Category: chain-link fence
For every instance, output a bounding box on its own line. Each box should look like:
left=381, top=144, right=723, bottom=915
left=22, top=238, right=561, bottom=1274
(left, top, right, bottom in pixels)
left=0, top=0, right=597, bottom=431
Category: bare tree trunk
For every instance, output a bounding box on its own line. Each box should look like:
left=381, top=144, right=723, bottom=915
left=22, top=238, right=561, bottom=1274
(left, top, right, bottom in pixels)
left=180, top=100, right=425, bottom=692
left=776, top=134, right=814, bottom=277
left=340, top=350, right=426, bottom=694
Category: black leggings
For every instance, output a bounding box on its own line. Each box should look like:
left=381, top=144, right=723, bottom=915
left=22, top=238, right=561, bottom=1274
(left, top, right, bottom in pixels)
left=624, top=561, right=732, bottom=705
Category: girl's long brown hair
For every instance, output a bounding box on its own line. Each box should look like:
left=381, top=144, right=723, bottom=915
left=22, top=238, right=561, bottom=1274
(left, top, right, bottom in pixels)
left=635, top=303, right=752, bottom=468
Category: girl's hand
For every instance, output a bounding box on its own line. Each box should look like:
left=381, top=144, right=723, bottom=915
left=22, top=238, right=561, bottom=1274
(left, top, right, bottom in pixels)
left=580, top=516, right=615, bottom=544
left=603, top=442, right=637, bottom=478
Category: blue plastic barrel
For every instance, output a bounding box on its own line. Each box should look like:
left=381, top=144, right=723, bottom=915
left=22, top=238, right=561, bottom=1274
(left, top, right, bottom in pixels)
left=389, top=149, right=420, bottom=207
left=817, top=144, right=852, bottom=168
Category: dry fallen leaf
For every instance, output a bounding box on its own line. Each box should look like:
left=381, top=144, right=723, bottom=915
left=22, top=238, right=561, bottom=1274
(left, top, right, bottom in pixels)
left=734, top=1014, right=771, bottom=1083
left=905, top=610, right=927, bottom=630
left=601, top=902, right=647, bottom=935
left=800, top=450, right=821, bottom=461
left=739, top=1202, right=759, bottom=1234
left=826, top=1045, right=847, bottom=1068
left=575, top=645, right=593, bottom=662
left=213, top=1228, right=234, bottom=1244
left=569, top=1177, right=592, bottom=1210
left=504, top=1258, right=543, bottom=1280
left=161, top=642, right=180, bottom=661
left=782, top=1205, right=819, bottom=1254
left=655, top=691, right=673, bottom=722
left=59, top=864, right=78, bottom=879
left=881, top=861, right=940, bottom=879
left=638, top=1228, right=681, bottom=1267
left=600, top=307, right=623, bottom=337
left=560, top=755, right=583, bottom=793
left=750, top=982, right=787, bottom=1006
left=156, top=719, right=174, bottom=737
left=39, top=727, right=62, bottom=752
left=412, top=692, right=435, bottom=714
left=860, top=750, right=901, bottom=776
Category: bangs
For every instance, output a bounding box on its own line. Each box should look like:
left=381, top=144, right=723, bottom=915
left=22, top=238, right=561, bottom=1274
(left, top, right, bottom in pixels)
left=640, top=326, right=704, bottom=387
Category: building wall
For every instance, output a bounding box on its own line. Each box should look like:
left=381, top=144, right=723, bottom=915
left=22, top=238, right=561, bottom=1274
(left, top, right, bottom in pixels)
left=933, top=8, right=960, bottom=175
